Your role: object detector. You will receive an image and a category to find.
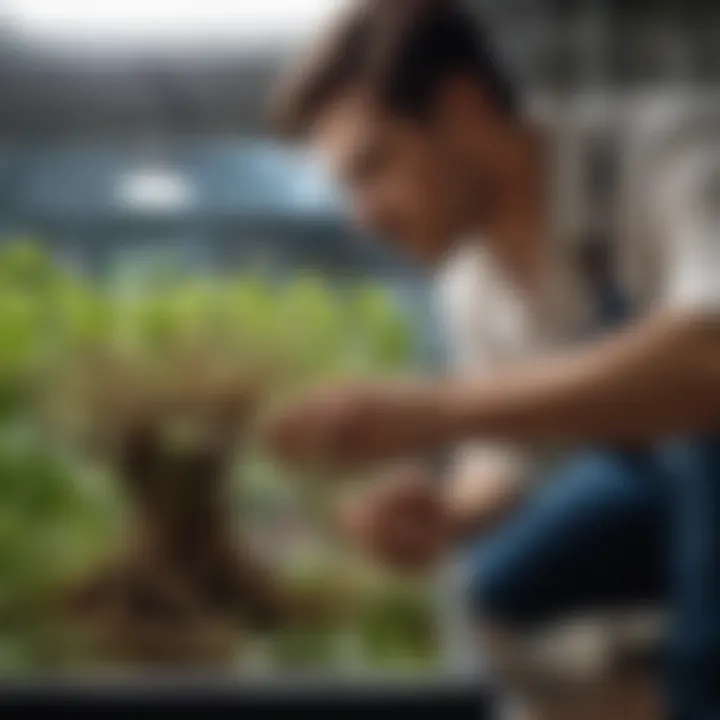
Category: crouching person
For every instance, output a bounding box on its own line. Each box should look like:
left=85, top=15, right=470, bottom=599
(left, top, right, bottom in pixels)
left=267, top=2, right=720, bottom=717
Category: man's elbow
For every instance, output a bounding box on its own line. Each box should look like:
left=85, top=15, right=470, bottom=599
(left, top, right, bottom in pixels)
left=658, top=308, right=720, bottom=420
left=662, top=308, right=720, bottom=361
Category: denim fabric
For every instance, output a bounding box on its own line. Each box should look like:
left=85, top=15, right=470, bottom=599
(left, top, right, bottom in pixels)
left=465, top=441, right=720, bottom=720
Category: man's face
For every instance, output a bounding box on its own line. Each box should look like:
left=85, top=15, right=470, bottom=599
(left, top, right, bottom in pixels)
left=310, top=90, right=495, bottom=265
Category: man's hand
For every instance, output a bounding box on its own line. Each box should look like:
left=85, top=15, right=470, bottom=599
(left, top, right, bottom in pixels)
left=262, top=379, right=450, bottom=469
left=336, top=464, right=452, bottom=574
left=337, top=461, right=524, bottom=574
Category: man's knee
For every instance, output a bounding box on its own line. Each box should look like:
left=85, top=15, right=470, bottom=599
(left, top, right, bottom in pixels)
left=465, top=449, right=667, bottom=627
left=468, top=541, right=534, bottom=627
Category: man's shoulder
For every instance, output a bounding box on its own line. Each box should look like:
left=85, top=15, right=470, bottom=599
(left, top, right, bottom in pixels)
left=432, top=241, right=506, bottom=368
left=434, top=242, right=495, bottom=311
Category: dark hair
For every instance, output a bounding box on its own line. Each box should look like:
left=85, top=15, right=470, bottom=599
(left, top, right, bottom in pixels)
left=270, top=0, right=517, bottom=138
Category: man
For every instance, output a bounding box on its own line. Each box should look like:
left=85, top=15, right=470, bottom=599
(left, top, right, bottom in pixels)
left=265, top=1, right=720, bottom=718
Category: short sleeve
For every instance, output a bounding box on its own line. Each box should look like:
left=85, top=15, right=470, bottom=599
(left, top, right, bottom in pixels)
left=653, top=145, right=720, bottom=312
left=433, top=244, right=532, bottom=488
left=450, top=440, right=531, bottom=491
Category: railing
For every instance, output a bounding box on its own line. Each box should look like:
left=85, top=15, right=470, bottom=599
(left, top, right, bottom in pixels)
left=0, top=676, right=494, bottom=716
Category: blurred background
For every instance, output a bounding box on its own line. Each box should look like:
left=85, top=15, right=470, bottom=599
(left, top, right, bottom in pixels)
left=0, top=0, right=717, bottom=684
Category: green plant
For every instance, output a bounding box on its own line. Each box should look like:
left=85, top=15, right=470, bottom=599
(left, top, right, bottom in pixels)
left=0, top=238, right=436, bottom=673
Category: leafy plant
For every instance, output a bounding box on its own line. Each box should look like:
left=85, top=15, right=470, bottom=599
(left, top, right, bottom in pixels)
left=0, top=239, right=437, bottom=673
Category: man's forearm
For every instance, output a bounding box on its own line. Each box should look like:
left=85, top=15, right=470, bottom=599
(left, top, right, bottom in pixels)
left=438, top=310, right=720, bottom=446
left=264, top=310, right=720, bottom=467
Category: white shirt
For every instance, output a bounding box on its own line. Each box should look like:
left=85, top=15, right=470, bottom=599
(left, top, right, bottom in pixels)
left=434, top=100, right=720, bottom=490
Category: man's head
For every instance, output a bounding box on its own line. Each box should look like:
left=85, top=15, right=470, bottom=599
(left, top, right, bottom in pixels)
left=271, top=0, right=521, bottom=264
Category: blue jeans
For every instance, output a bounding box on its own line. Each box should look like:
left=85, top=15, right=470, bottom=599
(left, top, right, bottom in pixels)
left=465, top=441, right=720, bottom=720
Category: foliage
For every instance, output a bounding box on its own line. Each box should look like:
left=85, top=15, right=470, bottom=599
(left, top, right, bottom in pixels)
left=0, top=239, right=438, bottom=673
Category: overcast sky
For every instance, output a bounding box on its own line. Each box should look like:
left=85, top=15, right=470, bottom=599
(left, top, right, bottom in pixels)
left=5, top=0, right=350, bottom=49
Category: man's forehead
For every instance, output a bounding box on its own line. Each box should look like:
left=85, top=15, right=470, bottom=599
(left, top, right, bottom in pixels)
left=310, top=93, right=389, bottom=157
